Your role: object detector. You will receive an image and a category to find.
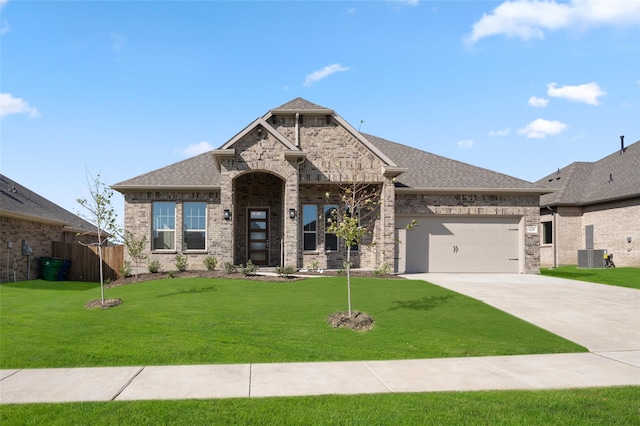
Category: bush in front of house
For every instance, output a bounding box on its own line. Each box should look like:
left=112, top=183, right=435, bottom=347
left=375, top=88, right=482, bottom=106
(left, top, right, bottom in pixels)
left=148, top=260, right=160, bottom=274
left=203, top=256, right=218, bottom=271
left=241, top=260, right=259, bottom=276
left=175, top=254, right=188, bottom=272
left=223, top=262, right=238, bottom=274
left=275, top=265, right=296, bottom=277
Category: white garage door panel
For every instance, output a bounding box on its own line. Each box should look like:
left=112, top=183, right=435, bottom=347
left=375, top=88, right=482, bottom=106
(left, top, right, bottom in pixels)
left=396, top=216, right=520, bottom=273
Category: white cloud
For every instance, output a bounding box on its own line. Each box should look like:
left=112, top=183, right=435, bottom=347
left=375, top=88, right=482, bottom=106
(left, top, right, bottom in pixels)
left=457, top=139, right=475, bottom=149
left=466, top=0, right=640, bottom=44
left=489, top=128, right=510, bottom=136
left=1, top=0, right=9, bottom=34
left=518, top=118, right=568, bottom=138
left=303, top=64, right=351, bottom=87
left=181, top=141, right=213, bottom=157
left=528, top=96, right=548, bottom=107
left=547, top=82, right=606, bottom=105
left=0, top=93, right=40, bottom=118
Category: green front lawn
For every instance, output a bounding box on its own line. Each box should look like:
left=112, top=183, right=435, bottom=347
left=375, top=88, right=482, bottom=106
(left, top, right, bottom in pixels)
left=2, top=387, right=638, bottom=425
left=541, top=266, right=640, bottom=289
left=0, top=277, right=585, bottom=369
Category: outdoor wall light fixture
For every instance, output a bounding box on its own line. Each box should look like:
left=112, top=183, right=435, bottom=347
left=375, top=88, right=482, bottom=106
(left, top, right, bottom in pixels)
left=628, top=237, right=632, bottom=243
left=289, top=208, right=296, bottom=219
left=224, top=209, right=231, bottom=221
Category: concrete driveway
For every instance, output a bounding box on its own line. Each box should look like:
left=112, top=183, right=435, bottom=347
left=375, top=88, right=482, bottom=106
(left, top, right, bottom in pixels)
left=402, top=273, right=640, bottom=353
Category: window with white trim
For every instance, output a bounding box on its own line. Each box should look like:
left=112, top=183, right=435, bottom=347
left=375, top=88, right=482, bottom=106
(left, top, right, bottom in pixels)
left=324, top=205, right=338, bottom=251
left=183, top=202, right=206, bottom=250
left=303, top=205, right=317, bottom=251
left=152, top=202, right=176, bottom=250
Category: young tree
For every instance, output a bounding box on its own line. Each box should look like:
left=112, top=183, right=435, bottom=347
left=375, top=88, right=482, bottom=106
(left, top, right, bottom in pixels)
left=326, top=172, right=382, bottom=318
left=77, top=172, right=122, bottom=305
left=123, top=231, right=147, bottom=277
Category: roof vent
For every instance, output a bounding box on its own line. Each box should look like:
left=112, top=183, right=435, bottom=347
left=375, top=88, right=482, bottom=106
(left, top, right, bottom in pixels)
left=620, top=135, right=625, bottom=154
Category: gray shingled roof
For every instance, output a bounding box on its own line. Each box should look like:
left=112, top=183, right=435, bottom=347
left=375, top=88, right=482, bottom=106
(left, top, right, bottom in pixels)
left=113, top=152, right=221, bottom=189
left=365, top=134, right=545, bottom=191
left=271, top=97, right=331, bottom=112
left=114, top=98, right=546, bottom=192
left=537, top=139, right=640, bottom=206
left=0, top=174, right=99, bottom=234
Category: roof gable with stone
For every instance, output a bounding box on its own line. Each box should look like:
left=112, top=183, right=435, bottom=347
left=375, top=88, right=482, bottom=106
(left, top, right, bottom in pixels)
left=114, top=98, right=547, bottom=193
left=537, top=139, right=640, bottom=206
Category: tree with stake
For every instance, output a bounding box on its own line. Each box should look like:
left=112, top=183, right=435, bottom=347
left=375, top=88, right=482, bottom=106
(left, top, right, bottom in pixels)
left=77, top=172, right=122, bottom=306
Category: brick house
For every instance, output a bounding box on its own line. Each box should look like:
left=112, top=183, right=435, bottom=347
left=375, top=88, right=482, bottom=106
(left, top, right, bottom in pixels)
left=0, top=174, right=100, bottom=282
left=113, top=98, right=548, bottom=274
left=537, top=137, right=640, bottom=268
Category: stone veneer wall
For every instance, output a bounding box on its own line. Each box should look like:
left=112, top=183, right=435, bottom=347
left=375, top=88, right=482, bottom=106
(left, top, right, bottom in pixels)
left=395, top=193, right=541, bottom=273
left=298, top=183, right=384, bottom=270
left=554, top=206, right=583, bottom=266
left=123, top=191, right=221, bottom=274
left=0, top=216, right=95, bottom=282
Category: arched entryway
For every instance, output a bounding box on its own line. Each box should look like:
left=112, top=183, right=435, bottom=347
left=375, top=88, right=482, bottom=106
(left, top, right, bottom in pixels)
left=232, top=172, right=285, bottom=266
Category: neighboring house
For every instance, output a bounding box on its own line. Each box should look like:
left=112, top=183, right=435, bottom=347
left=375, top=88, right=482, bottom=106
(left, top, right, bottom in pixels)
left=0, top=174, right=100, bottom=282
left=537, top=137, right=640, bottom=268
left=113, top=98, right=548, bottom=274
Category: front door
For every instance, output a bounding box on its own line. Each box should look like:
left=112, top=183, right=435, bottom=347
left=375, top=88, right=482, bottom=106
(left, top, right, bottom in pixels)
left=248, top=209, right=269, bottom=265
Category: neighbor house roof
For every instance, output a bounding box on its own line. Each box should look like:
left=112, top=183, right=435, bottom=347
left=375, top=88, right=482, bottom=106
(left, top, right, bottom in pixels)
left=113, top=98, right=547, bottom=194
left=537, top=139, right=640, bottom=207
left=0, top=174, right=100, bottom=235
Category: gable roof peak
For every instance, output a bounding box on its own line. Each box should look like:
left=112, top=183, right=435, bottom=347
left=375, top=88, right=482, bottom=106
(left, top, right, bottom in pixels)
left=271, top=97, right=332, bottom=113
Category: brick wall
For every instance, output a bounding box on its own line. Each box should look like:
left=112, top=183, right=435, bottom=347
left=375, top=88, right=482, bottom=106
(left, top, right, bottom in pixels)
left=0, top=215, right=96, bottom=282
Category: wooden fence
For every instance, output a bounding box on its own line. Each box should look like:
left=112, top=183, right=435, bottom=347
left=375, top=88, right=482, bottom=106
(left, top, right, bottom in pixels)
left=51, top=242, right=124, bottom=282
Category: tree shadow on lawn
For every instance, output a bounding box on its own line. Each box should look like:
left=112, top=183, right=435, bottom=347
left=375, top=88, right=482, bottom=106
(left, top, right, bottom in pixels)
left=382, top=294, right=456, bottom=313
left=0, top=280, right=100, bottom=291
left=155, top=285, right=218, bottom=298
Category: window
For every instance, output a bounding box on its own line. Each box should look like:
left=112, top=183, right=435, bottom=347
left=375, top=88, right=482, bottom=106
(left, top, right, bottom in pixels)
left=152, top=202, right=176, bottom=250
left=303, top=205, right=317, bottom=251
left=324, top=205, right=338, bottom=251
left=184, top=202, right=206, bottom=250
left=542, top=221, right=553, bottom=244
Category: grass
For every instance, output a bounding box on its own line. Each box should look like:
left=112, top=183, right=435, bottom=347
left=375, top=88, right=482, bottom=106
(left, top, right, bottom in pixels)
left=0, top=277, right=585, bottom=369
left=541, top=266, right=640, bottom=289
left=1, top=387, right=638, bottom=425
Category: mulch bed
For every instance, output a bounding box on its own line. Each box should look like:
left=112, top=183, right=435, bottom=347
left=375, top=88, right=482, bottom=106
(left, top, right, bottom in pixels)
left=327, top=311, right=375, bottom=331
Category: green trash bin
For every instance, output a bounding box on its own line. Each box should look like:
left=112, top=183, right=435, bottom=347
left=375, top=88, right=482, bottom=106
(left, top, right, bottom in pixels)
left=40, top=257, right=62, bottom=281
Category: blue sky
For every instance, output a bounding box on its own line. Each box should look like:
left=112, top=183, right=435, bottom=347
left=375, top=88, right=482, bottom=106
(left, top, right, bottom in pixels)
left=1, top=0, right=639, bottom=222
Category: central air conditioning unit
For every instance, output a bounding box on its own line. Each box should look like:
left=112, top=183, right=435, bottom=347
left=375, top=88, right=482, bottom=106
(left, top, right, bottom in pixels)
left=577, top=249, right=606, bottom=268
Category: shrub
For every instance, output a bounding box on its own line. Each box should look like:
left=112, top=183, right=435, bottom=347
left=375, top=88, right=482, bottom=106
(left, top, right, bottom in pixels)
left=175, top=254, right=188, bottom=272
left=120, top=261, right=133, bottom=278
left=275, top=265, right=296, bottom=277
left=241, top=259, right=259, bottom=276
left=203, top=256, right=218, bottom=271
left=309, top=260, right=319, bottom=271
left=148, top=260, right=160, bottom=274
left=223, top=262, right=238, bottom=274
left=374, top=263, right=392, bottom=277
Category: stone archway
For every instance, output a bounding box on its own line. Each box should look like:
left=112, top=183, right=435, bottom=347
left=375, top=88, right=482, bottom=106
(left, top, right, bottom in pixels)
left=233, top=172, right=285, bottom=266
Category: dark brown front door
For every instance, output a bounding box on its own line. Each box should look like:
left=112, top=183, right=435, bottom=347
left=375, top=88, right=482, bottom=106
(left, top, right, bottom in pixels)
left=248, top=209, right=269, bottom=265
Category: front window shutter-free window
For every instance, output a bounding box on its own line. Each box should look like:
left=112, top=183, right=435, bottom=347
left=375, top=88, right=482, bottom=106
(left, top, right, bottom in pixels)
left=303, top=205, right=317, bottom=251
left=152, top=202, right=176, bottom=250
left=184, top=202, right=206, bottom=250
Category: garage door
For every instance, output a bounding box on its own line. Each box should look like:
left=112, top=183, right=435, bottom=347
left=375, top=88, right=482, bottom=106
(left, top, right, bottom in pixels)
left=395, top=216, right=521, bottom=273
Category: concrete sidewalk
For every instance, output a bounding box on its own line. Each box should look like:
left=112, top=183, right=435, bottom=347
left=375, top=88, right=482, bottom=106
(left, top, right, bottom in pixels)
left=2, top=351, right=640, bottom=404
left=2, top=274, right=639, bottom=404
